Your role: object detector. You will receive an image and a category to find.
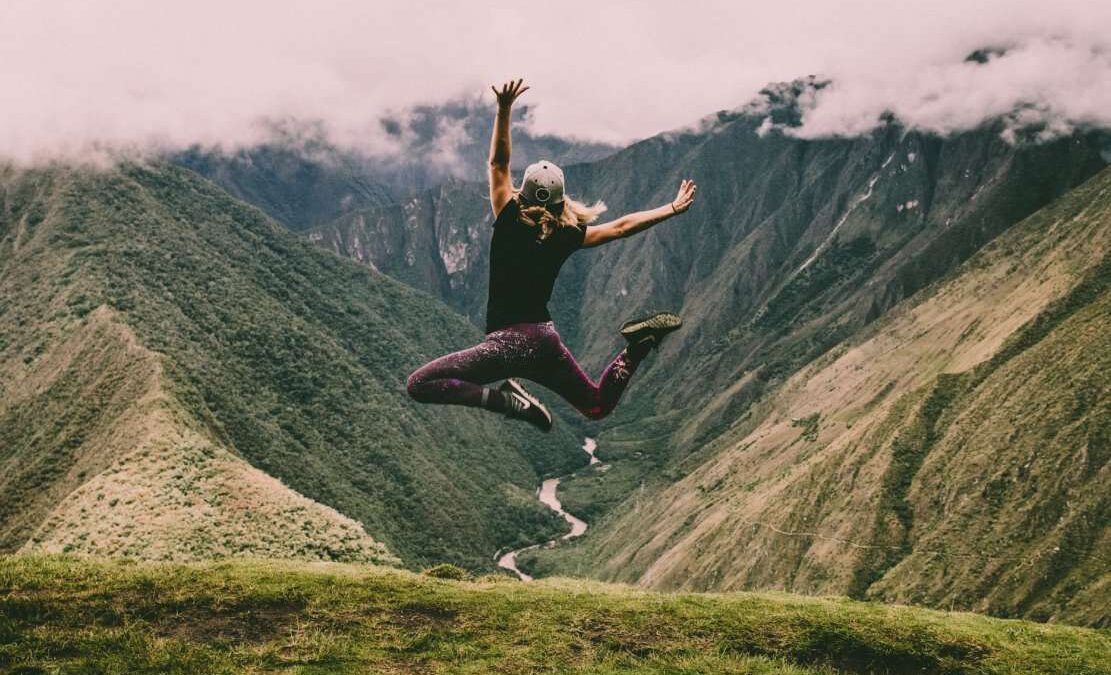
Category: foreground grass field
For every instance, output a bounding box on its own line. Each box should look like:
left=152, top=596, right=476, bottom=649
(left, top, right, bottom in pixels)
left=0, top=556, right=1107, bottom=674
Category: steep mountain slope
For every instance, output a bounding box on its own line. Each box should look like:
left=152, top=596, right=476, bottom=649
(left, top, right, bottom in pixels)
left=304, top=99, right=1108, bottom=447
left=528, top=167, right=1111, bottom=626
left=0, top=303, right=395, bottom=565
left=561, top=119, right=1107, bottom=442
left=305, top=177, right=494, bottom=324
left=173, top=142, right=395, bottom=230
left=304, top=105, right=1107, bottom=381
left=0, top=163, right=583, bottom=570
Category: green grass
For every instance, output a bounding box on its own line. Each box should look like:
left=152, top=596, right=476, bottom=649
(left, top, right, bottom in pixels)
left=1, top=555, right=1108, bottom=674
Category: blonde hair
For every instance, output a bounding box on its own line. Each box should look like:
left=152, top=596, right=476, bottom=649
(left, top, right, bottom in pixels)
left=514, top=190, right=607, bottom=241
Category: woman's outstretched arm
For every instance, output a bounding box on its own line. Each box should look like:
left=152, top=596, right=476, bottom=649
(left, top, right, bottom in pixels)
left=488, top=78, right=529, bottom=217
left=582, top=179, right=697, bottom=248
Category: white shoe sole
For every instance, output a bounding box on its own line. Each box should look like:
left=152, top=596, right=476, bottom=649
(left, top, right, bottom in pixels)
left=620, top=312, right=682, bottom=339
left=502, top=379, right=553, bottom=429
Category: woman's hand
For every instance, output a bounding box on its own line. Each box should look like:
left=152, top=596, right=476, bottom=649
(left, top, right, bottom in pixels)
left=491, top=78, right=530, bottom=108
left=489, top=79, right=526, bottom=215
left=671, top=179, right=698, bottom=214
left=583, top=179, right=700, bottom=248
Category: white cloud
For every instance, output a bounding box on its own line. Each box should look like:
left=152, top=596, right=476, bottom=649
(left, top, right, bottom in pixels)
left=1, top=0, right=1109, bottom=163
left=791, top=36, right=1111, bottom=141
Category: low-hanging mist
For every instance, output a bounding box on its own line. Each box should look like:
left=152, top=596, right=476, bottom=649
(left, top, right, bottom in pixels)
left=2, top=0, right=1110, bottom=164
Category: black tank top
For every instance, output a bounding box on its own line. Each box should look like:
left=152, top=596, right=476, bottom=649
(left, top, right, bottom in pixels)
left=485, top=198, right=586, bottom=333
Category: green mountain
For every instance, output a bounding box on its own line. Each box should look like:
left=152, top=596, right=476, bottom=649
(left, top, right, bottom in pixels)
left=299, top=91, right=1110, bottom=625
left=5, top=78, right=1106, bottom=629
left=3, top=555, right=1108, bottom=674
left=303, top=115, right=1108, bottom=383
left=173, top=142, right=395, bottom=231
left=526, top=166, right=1110, bottom=627
left=0, top=162, right=584, bottom=571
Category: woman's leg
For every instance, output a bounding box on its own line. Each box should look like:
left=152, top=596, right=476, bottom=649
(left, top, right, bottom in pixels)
left=526, top=323, right=654, bottom=420
left=406, top=336, right=519, bottom=411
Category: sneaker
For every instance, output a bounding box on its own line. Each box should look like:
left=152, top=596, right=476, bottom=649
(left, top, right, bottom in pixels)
left=620, top=311, right=683, bottom=351
left=499, top=379, right=553, bottom=432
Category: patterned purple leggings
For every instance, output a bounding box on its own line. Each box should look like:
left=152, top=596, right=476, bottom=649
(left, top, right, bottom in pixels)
left=406, top=321, right=646, bottom=420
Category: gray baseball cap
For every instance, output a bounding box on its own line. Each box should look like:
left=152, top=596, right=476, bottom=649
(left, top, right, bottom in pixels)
left=520, top=160, right=565, bottom=205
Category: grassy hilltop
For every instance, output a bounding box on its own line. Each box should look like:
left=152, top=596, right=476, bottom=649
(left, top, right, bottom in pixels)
left=1, top=555, right=1108, bottom=674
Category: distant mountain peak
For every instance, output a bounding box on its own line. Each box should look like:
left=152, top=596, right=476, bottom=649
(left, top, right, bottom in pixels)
left=964, top=45, right=1011, bottom=64
left=741, top=76, right=833, bottom=131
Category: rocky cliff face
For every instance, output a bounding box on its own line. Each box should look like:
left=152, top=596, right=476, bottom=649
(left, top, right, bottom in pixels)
left=305, top=177, right=494, bottom=324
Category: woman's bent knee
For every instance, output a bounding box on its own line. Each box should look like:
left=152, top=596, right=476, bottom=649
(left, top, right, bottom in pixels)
left=581, top=403, right=610, bottom=421
left=406, top=370, right=427, bottom=401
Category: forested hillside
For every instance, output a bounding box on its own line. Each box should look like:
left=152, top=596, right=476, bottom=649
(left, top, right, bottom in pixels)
left=0, top=162, right=584, bottom=570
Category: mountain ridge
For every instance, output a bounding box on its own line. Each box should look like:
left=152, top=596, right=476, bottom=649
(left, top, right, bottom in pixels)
left=0, top=162, right=583, bottom=570
left=526, top=166, right=1111, bottom=626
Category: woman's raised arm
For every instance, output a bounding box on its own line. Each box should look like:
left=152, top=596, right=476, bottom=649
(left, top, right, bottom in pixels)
left=488, top=78, right=529, bottom=217
left=582, top=179, right=697, bottom=248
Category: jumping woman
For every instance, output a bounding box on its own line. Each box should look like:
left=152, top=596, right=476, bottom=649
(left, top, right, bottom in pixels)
left=406, top=78, right=697, bottom=431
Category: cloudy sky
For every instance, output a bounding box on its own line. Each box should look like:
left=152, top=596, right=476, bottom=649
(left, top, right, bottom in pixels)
left=2, top=0, right=1109, bottom=162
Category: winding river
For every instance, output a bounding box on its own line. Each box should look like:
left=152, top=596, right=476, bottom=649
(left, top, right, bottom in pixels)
left=496, top=437, right=596, bottom=581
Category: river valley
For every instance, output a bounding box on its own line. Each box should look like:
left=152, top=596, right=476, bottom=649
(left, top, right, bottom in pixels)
left=496, top=437, right=597, bottom=580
